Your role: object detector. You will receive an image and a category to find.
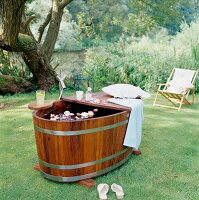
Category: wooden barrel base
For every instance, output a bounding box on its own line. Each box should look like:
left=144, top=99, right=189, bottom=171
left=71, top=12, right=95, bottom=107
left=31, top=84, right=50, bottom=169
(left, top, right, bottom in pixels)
left=33, top=163, right=96, bottom=187
left=132, top=149, right=142, bottom=155
left=33, top=163, right=40, bottom=171
left=77, top=179, right=96, bottom=188
left=39, top=151, right=132, bottom=182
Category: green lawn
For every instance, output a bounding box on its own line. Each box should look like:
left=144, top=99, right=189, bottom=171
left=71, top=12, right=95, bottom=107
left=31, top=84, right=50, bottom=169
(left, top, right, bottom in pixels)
left=0, top=92, right=199, bottom=200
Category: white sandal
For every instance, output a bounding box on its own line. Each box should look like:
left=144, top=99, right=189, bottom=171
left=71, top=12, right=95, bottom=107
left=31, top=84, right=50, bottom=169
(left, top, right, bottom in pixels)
left=97, top=183, right=109, bottom=200
left=111, top=183, right=124, bottom=199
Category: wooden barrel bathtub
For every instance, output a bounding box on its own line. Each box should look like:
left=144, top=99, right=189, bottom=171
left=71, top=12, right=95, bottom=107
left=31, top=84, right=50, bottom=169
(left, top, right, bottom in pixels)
left=32, top=99, right=132, bottom=182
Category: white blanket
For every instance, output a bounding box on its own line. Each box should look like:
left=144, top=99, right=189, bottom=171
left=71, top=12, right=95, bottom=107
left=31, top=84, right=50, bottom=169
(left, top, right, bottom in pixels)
left=108, top=98, right=144, bottom=149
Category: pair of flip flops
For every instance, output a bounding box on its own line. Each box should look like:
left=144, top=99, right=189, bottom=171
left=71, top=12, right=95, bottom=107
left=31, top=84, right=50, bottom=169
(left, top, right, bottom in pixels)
left=97, top=183, right=124, bottom=200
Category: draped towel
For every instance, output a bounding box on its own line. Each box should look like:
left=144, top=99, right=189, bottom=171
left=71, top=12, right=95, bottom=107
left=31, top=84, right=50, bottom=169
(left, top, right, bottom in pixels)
left=108, top=98, right=144, bottom=149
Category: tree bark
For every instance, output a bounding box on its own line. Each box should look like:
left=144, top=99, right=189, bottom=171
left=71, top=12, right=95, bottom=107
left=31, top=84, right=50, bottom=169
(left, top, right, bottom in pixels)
left=1, top=0, right=26, bottom=48
left=22, top=45, right=57, bottom=91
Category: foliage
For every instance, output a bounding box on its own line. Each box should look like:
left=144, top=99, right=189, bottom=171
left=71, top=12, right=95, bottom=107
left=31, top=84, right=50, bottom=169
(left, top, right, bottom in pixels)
left=76, top=12, right=96, bottom=44
left=0, top=50, right=31, bottom=78
left=127, top=0, right=181, bottom=35
left=25, top=0, right=199, bottom=51
left=17, top=34, right=37, bottom=50
left=83, top=19, right=199, bottom=92
left=68, top=0, right=199, bottom=45
left=0, top=50, right=10, bottom=74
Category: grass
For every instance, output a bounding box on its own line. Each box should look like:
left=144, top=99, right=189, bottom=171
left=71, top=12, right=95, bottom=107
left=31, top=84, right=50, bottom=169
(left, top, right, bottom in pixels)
left=0, top=92, right=199, bottom=200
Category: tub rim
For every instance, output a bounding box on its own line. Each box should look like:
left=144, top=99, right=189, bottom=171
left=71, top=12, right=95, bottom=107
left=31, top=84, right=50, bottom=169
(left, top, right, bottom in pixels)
left=33, top=104, right=130, bottom=123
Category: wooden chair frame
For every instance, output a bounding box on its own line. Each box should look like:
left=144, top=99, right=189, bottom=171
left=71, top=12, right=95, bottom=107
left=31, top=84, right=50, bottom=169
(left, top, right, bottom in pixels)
left=153, top=68, right=198, bottom=111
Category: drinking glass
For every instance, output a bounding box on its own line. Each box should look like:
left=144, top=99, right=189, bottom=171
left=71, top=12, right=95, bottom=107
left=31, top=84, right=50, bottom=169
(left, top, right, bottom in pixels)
left=76, top=91, right=84, bottom=100
left=36, top=90, right=45, bottom=105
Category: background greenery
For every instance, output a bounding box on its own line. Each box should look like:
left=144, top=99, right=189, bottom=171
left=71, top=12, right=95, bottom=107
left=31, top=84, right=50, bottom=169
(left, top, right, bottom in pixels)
left=0, top=0, right=199, bottom=93
left=0, top=93, right=199, bottom=200
left=83, top=19, right=199, bottom=92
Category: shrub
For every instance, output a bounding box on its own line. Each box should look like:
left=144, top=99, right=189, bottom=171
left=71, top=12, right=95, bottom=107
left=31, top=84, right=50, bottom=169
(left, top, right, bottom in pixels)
left=83, top=19, right=199, bottom=93
left=0, top=50, right=31, bottom=78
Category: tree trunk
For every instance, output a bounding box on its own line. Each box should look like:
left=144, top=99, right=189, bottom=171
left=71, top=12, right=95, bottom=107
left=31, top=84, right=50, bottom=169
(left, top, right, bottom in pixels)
left=1, top=0, right=26, bottom=49
left=22, top=45, right=57, bottom=90
left=42, top=2, right=64, bottom=60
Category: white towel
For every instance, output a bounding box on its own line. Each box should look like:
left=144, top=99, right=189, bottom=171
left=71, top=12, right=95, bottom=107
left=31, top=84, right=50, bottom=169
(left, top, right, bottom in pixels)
left=108, top=98, right=144, bottom=149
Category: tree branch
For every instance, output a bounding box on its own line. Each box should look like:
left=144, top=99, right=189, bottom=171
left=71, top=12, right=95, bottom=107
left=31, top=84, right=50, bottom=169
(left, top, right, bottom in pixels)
left=42, top=0, right=64, bottom=60
left=20, top=12, right=36, bottom=42
left=21, top=15, right=36, bottom=34
left=36, top=8, right=52, bottom=43
left=41, top=0, right=74, bottom=60
left=59, top=0, right=74, bottom=9
left=16, top=0, right=27, bottom=13
left=24, top=15, right=36, bottom=28
left=0, top=33, right=37, bottom=52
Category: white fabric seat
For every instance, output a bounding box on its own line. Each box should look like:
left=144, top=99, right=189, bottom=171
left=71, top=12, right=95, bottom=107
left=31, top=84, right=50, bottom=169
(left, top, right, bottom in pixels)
left=166, top=69, right=195, bottom=94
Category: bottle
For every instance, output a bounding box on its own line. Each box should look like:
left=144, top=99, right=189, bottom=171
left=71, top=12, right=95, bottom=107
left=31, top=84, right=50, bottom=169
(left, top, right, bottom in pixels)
left=85, top=87, right=92, bottom=101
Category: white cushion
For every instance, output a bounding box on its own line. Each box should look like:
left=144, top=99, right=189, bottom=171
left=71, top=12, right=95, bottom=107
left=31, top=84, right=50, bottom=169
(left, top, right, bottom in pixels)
left=102, top=84, right=151, bottom=99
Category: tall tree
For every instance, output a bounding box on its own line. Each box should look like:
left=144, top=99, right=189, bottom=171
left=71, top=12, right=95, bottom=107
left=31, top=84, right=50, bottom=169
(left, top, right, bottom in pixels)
left=0, top=0, right=73, bottom=90
left=69, top=0, right=197, bottom=39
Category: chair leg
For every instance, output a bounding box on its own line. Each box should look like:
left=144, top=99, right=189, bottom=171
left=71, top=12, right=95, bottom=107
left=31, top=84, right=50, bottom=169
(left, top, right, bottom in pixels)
left=178, top=96, right=185, bottom=111
left=153, top=91, right=159, bottom=106
left=192, top=90, right=195, bottom=104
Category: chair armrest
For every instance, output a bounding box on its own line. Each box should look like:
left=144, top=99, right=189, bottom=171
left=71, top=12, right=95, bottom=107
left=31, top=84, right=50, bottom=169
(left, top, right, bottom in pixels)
left=185, top=87, right=195, bottom=93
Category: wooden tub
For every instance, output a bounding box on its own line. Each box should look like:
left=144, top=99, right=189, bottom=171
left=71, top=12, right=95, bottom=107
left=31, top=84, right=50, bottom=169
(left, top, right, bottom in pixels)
left=32, top=94, right=132, bottom=182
